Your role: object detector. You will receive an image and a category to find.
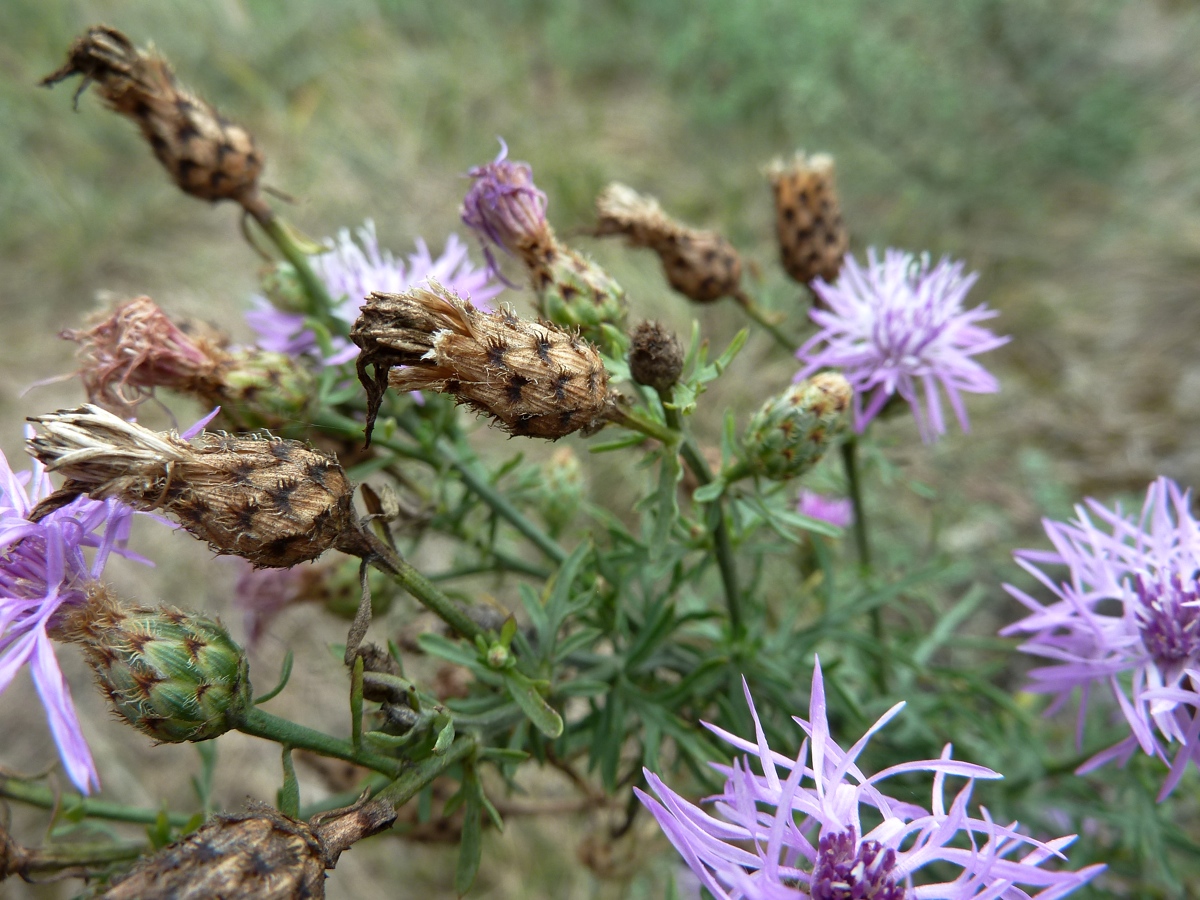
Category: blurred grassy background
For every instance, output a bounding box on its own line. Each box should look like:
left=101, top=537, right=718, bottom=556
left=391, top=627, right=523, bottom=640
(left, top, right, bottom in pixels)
left=2, top=0, right=1200, bottom=897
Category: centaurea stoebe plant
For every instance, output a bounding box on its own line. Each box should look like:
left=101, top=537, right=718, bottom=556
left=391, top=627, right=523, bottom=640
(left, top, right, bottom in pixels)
left=637, top=662, right=1103, bottom=899
left=796, top=249, right=1009, bottom=443
left=0, top=442, right=150, bottom=793
left=1003, top=476, right=1200, bottom=798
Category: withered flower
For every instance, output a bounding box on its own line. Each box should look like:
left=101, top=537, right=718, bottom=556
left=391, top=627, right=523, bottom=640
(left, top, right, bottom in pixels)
left=595, top=183, right=743, bottom=304
left=766, top=152, right=849, bottom=285
left=628, top=320, right=684, bottom=393
left=26, top=405, right=369, bottom=567
left=101, top=800, right=396, bottom=900
left=41, top=25, right=265, bottom=212
left=352, top=283, right=616, bottom=443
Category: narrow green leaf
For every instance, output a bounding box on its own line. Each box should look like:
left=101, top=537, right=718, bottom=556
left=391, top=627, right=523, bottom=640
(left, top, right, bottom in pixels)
left=503, top=670, right=564, bottom=738
left=278, top=746, right=300, bottom=818
left=253, top=650, right=294, bottom=705
left=455, top=778, right=483, bottom=896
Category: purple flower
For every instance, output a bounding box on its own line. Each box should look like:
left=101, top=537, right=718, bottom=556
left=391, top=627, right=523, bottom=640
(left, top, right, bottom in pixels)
left=247, top=220, right=502, bottom=364
left=0, top=441, right=150, bottom=793
left=796, top=490, right=853, bottom=530
left=1002, top=476, right=1200, bottom=798
left=636, top=660, right=1103, bottom=899
left=234, top=561, right=311, bottom=647
left=795, top=249, right=1009, bottom=443
left=461, top=139, right=550, bottom=277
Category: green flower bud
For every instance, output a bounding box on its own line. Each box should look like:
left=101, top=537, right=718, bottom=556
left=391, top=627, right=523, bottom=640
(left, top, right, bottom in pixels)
left=61, top=586, right=251, bottom=743
left=219, top=349, right=318, bottom=432
left=741, top=373, right=852, bottom=480
left=539, top=447, right=585, bottom=536
left=531, top=244, right=628, bottom=338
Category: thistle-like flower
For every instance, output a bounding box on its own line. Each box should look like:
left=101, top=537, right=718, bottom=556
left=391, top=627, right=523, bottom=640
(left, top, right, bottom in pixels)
left=1002, top=476, right=1200, bottom=799
left=766, top=152, right=849, bottom=286
left=26, top=405, right=369, bottom=568
left=636, top=661, right=1104, bottom=899
left=0, top=442, right=149, bottom=793
left=351, top=284, right=617, bottom=443
left=595, top=183, right=743, bottom=304
left=42, top=26, right=265, bottom=212
left=462, top=142, right=627, bottom=335
left=795, top=249, right=1009, bottom=443
left=246, top=221, right=502, bottom=365
left=796, top=489, right=853, bottom=530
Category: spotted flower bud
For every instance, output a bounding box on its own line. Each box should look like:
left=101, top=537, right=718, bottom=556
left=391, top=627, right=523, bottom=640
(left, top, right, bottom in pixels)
left=462, top=142, right=627, bottom=337
left=26, top=405, right=368, bottom=567
left=741, top=372, right=852, bottom=480
left=628, top=320, right=684, bottom=393
left=351, top=284, right=616, bottom=442
left=101, top=799, right=396, bottom=900
left=766, top=152, right=849, bottom=285
left=52, top=584, right=250, bottom=743
left=539, top=447, right=585, bottom=536
left=595, top=183, right=743, bottom=304
left=41, top=26, right=265, bottom=211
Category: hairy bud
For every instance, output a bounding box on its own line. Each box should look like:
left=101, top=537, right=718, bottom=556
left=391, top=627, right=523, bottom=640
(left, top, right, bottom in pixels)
left=54, top=585, right=250, bottom=743
left=41, top=25, right=265, bottom=210
left=528, top=243, right=629, bottom=334
left=628, top=320, right=684, bottom=393
left=742, top=373, right=852, bottom=480
left=539, top=447, right=586, bottom=536
left=595, top=183, right=743, bottom=304
left=766, top=152, right=849, bottom=285
left=351, top=284, right=616, bottom=442
left=26, top=405, right=367, bottom=567
left=101, top=799, right=396, bottom=899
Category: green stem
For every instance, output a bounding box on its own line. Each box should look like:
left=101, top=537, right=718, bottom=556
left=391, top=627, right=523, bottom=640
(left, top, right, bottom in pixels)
left=376, top=736, right=477, bottom=808
left=663, top=399, right=743, bottom=640
left=0, top=775, right=192, bottom=828
left=234, top=707, right=402, bottom=778
left=734, top=290, right=796, bottom=352
left=364, top=538, right=487, bottom=642
left=607, top=406, right=678, bottom=445
left=11, top=841, right=147, bottom=876
left=249, top=209, right=340, bottom=328
left=841, top=436, right=885, bottom=689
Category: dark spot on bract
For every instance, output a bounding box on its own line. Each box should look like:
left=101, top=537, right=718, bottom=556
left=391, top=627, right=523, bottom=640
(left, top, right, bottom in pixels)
left=487, top=344, right=507, bottom=368
left=506, top=374, right=529, bottom=403
left=269, top=441, right=293, bottom=461
left=552, top=371, right=571, bottom=401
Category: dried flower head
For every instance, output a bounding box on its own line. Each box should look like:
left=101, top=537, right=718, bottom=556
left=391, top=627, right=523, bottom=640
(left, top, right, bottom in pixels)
left=1, top=441, right=151, bottom=793
left=595, top=183, right=743, bottom=304
left=352, top=283, right=616, bottom=442
left=26, top=405, right=368, bottom=567
left=637, top=661, right=1104, bottom=899
left=42, top=26, right=265, bottom=210
left=766, top=152, right=849, bottom=285
left=628, top=320, right=684, bottom=393
left=795, top=249, right=1009, bottom=443
left=1003, top=476, right=1200, bottom=799
left=248, top=222, right=503, bottom=366
left=102, top=799, right=396, bottom=900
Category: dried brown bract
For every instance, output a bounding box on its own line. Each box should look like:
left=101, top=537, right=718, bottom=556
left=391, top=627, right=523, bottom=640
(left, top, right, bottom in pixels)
left=766, top=152, right=849, bottom=285
left=595, top=183, right=743, bottom=303
left=41, top=25, right=265, bottom=210
left=101, top=799, right=396, bottom=899
left=628, top=320, right=684, bottom=393
left=26, top=405, right=369, bottom=567
left=352, top=283, right=617, bottom=443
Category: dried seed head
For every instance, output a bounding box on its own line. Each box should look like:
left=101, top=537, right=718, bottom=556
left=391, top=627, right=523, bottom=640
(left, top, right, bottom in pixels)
left=628, top=320, right=684, bottom=393
left=53, top=584, right=250, bottom=743
left=61, top=295, right=230, bottom=417
left=101, top=799, right=396, bottom=900
left=528, top=242, right=629, bottom=335
left=351, top=283, right=616, bottom=442
left=42, top=26, right=265, bottom=209
left=766, top=152, right=849, bottom=285
left=26, top=405, right=367, bottom=567
left=595, top=182, right=743, bottom=304
left=742, top=372, right=852, bottom=481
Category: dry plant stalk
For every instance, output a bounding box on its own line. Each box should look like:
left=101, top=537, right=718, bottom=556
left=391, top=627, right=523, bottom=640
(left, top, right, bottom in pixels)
left=352, top=283, right=616, bottom=442
left=41, top=25, right=265, bottom=211
left=101, top=800, right=396, bottom=900
left=26, top=405, right=369, bottom=567
left=595, top=182, right=743, bottom=303
left=766, top=152, right=849, bottom=285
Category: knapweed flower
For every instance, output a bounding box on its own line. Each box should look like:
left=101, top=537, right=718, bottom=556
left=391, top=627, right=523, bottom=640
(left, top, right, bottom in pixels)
left=636, top=661, right=1103, bottom=899
left=0, top=441, right=148, bottom=793
left=1002, top=476, right=1200, bottom=799
left=795, top=249, right=1009, bottom=444
left=461, top=139, right=552, bottom=270
left=246, top=220, right=502, bottom=365
left=796, top=490, right=853, bottom=530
